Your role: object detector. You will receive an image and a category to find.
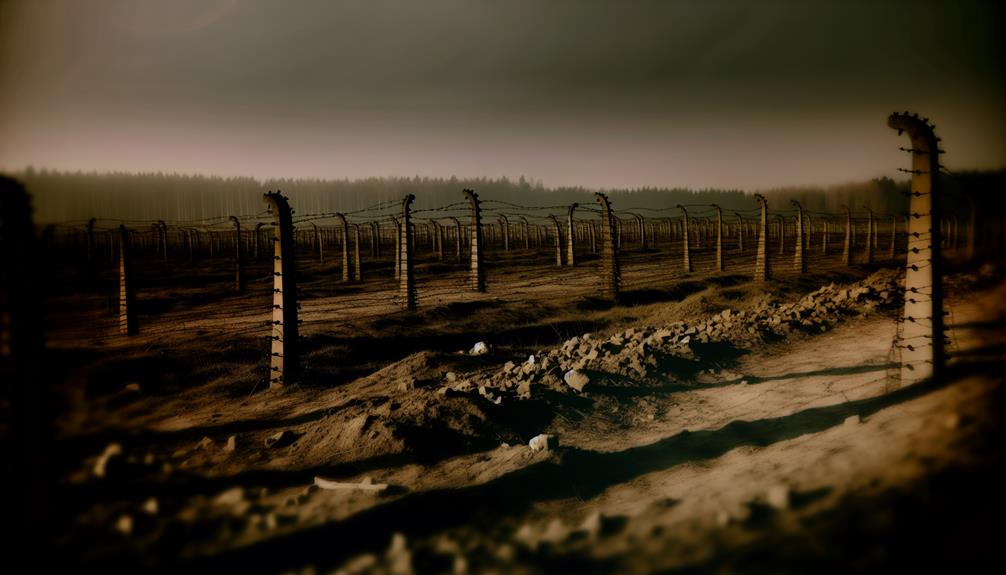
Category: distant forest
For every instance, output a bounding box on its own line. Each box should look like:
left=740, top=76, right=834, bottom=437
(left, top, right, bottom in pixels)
left=4, top=167, right=999, bottom=224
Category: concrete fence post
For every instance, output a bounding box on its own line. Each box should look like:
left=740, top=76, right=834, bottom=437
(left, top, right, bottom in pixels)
left=595, top=192, right=620, bottom=300
left=499, top=215, right=510, bottom=252
left=712, top=204, right=723, bottom=271
left=841, top=205, right=852, bottom=266
left=334, top=214, right=350, bottom=282
left=566, top=203, right=578, bottom=266
left=400, top=195, right=417, bottom=309
left=352, top=224, right=362, bottom=282
left=791, top=200, right=806, bottom=273
left=230, top=216, right=246, bottom=291
left=822, top=218, right=830, bottom=255
left=888, top=111, right=945, bottom=385
left=311, top=222, right=324, bottom=263
left=117, top=225, right=138, bottom=335
left=735, top=213, right=744, bottom=252
left=676, top=205, right=692, bottom=273
left=463, top=189, right=485, bottom=292
left=391, top=217, right=402, bottom=280
left=549, top=215, right=564, bottom=267
left=263, top=191, right=298, bottom=388
left=448, top=216, right=462, bottom=263
left=864, top=206, right=875, bottom=264
left=754, top=194, right=769, bottom=281
left=776, top=215, right=785, bottom=256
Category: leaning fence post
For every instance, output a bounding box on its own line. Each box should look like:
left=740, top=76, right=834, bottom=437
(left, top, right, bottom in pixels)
left=263, top=191, right=298, bottom=388
left=118, top=225, right=137, bottom=335
left=595, top=193, right=620, bottom=300
left=888, top=111, right=945, bottom=385
left=462, top=189, right=485, bottom=292
left=676, top=205, right=692, bottom=272
left=400, top=195, right=417, bottom=309
left=753, top=194, right=769, bottom=281
left=791, top=200, right=806, bottom=273
left=229, top=216, right=246, bottom=291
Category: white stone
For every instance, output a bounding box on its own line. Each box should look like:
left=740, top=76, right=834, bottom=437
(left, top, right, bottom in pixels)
left=93, top=443, right=123, bottom=479
left=563, top=369, right=590, bottom=392
left=528, top=434, right=555, bottom=452
left=470, top=341, right=489, bottom=356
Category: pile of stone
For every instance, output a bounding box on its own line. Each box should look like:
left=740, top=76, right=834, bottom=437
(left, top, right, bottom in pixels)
left=440, top=271, right=901, bottom=401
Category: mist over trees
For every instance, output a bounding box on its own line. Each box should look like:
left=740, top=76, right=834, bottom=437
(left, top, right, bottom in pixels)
left=7, top=167, right=997, bottom=224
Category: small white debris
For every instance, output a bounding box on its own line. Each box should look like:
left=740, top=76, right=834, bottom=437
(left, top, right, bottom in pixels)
left=223, top=435, right=237, bottom=453
left=115, top=514, right=133, bottom=536
left=470, top=341, right=489, bottom=356
left=541, top=518, right=570, bottom=544
left=314, top=475, right=389, bottom=492
left=563, top=369, right=590, bottom=392
left=213, top=487, right=246, bottom=507
left=528, top=434, right=556, bottom=452
left=767, top=485, right=790, bottom=510
left=141, top=497, right=159, bottom=516
left=93, top=443, right=123, bottom=479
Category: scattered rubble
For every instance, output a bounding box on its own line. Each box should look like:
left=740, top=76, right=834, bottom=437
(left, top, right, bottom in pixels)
left=442, top=271, right=902, bottom=402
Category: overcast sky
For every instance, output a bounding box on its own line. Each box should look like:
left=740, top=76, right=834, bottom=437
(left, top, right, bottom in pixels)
left=1, top=0, right=1003, bottom=190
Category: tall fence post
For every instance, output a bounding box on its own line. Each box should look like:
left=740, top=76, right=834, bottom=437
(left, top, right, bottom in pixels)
left=822, top=218, right=830, bottom=255
left=118, top=225, right=137, bottom=335
left=230, top=216, right=246, bottom=291
left=86, top=217, right=96, bottom=264
left=311, top=223, right=324, bottom=263
left=400, top=194, right=417, bottom=309
left=463, top=189, right=485, bottom=292
left=676, top=205, right=692, bottom=272
left=157, top=220, right=168, bottom=263
left=549, top=215, right=564, bottom=267
left=791, top=200, right=806, bottom=273
left=754, top=194, right=769, bottom=281
left=841, top=205, right=852, bottom=266
left=334, top=214, right=350, bottom=282
left=391, top=217, right=402, bottom=280
left=864, top=206, right=875, bottom=264
left=712, top=204, right=723, bottom=271
left=352, top=224, right=362, bottom=282
left=566, top=203, right=578, bottom=266
left=595, top=193, right=620, bottom=300
left=499, top=215, right=510, bottom=252
left=263, top=191, right=298, bottom=389
left=734, top=213, right=744, bottom=252
left=889, top=112, right=945, bottom=385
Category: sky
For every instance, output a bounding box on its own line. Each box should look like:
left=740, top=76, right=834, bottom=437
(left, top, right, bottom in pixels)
left=0, top=0, right=1003, bottom=190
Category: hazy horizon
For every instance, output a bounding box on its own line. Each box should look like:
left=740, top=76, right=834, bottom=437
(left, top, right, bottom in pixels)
left=2, top=0, right=1004, bottom=191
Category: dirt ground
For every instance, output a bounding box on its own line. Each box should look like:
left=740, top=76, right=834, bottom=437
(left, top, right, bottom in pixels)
left=3, top=248, right=1004, bottom=574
